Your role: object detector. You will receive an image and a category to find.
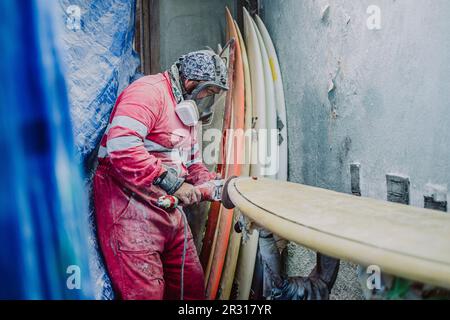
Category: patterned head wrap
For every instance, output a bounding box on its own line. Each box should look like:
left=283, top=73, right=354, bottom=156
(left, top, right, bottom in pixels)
left=168, top=50, right=229, bottom=103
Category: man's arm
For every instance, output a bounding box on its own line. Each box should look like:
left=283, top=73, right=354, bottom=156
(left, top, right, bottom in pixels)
left=107, top=101, right=200, bottom=205
left=106, top=102, right=167, bottom=197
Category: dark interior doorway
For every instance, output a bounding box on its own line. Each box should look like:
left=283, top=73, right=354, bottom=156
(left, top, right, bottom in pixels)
left=135, top=0, right=260, bottom=76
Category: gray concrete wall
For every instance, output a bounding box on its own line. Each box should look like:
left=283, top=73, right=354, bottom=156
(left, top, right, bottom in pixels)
left=159, top=0, right=236, bottom=71
left=260, top=0, right=450, bottom=299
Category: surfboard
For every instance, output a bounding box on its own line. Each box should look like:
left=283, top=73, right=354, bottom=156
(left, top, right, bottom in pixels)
left=217, top=11, right=252, bottom=300
left=236, top=18, right=253, bottom=179
left=226, top=177, right=450, bottom=290
left=245, top=14, right=281, bottom=300
left=200, top=40, right=236, bottom=282
left=252, top=14, right=289, bottom=299
left=205, top=7, right=245, bottom=300
left=254, top=15, right=288, bottom=182
left=231, top=8, right=266, bottom=300
left=252, top=17, right=278, bottom=180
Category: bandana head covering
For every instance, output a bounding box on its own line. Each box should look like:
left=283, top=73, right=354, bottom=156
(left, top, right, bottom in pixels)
left=168, top=50, right=229, bottom=103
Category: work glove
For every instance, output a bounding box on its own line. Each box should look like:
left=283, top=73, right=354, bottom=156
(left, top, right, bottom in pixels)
left=153, top=167, right=185, bottom=195
left=271, top=254, right=340, bottom=300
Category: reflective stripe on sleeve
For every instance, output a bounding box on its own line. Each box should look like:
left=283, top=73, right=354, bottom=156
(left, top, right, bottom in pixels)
left=144, top=139, right=172, bottom=153
left=107, top=136, right=143, bottom=153
left=111, top=116, right=148, bottom=138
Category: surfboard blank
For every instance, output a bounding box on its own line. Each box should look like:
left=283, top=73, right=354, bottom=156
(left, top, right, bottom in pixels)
left=228, top=177, right=450, bottom=290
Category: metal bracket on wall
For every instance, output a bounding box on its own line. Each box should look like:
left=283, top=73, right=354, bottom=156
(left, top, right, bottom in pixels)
left=424, top=184, right=448, bottom=212
left=350, top=163, right=361, bottom=196
left=424, top=196, right=447, bottom=212
left=386, top=175, right=410, bottom=205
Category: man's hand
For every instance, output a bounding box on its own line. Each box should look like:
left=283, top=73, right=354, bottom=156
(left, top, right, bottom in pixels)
left=195, top=180, right=225, bottom=202
left=174, top=183, right=202, bottom=206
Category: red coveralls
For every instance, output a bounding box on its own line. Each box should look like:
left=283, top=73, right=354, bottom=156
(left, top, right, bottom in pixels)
left=93, top=72, right=213, bottom=300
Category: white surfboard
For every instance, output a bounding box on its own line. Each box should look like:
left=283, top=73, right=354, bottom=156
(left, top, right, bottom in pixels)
left=252, top=17, right=278, bottom=179
left=243, top=9, right=266, bottom=178
left=236, top=19, right=253, bottom=178
left=255, top=15, right=288, bottom=181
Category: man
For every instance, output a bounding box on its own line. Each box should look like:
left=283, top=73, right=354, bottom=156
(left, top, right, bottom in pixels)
left=93, top=50, right=228, bottom=300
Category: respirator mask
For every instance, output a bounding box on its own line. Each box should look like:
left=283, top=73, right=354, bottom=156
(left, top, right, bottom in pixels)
left=176, top=82, right=223, bottom=126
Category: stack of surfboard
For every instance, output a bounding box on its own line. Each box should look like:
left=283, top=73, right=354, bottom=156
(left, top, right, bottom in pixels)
left=200, top=7, right=288, bottom=300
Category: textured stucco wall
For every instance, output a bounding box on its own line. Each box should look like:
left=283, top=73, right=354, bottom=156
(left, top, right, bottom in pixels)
left=159, top=0, right=236, bottom=71
left=260, top=0, right=450, bottom=299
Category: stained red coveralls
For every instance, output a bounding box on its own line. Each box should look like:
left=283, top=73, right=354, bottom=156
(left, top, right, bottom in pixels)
left=94, top=72, right=213, bottom=300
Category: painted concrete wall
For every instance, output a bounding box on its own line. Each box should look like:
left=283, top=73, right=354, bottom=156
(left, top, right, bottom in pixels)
left=261, top=0, right=450, bottom=207
left=260, top=0, right=450, bottom=299
left=159, top=0, right=236, bottom=71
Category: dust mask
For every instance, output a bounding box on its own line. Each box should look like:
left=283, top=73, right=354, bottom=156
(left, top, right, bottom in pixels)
left=183, top=81, right=223, bottom=124
left=175, top=100, right=199, bottom=127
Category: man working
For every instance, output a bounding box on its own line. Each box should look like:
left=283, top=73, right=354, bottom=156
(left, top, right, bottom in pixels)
left=93, top=50, right=228, bottom=300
